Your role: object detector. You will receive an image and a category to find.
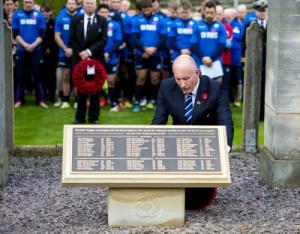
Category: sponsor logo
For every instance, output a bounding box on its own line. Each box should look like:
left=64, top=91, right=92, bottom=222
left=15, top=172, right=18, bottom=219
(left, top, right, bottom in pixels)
left=177, top=28, right=193, bottom=34
left=20, top=19, right=37, bottom=25
left=233, top=27, right=240, bottom=34
left=140, top=24, right=157, bottom=31
left=63, top=24, right=69, bottom=30
left=200, top=31, right=218, bottom=39
left=107, top=30, right=113, bottom=36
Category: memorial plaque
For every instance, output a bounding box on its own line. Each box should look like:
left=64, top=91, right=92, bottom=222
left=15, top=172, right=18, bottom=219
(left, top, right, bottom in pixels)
left=62, top=125, right=231, bottom=187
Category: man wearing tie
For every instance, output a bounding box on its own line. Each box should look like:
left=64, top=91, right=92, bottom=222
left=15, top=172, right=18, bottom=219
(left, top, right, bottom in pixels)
left=69, top=0, right=107, bottom=124
left=253, top=0, right=268, bottom=121
left=152, top=54, right=234, bottom=210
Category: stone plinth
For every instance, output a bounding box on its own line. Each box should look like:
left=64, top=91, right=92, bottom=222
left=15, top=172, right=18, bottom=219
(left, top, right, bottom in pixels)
left=262, top=0, right=300, bottom=186
left=0, top=3, right=9, bottom=187
left=108, top=188, right=185, bottom=227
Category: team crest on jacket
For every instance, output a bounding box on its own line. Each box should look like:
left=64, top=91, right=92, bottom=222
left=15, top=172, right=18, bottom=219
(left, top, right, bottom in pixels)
left=32, top=11, right=38, bottom=19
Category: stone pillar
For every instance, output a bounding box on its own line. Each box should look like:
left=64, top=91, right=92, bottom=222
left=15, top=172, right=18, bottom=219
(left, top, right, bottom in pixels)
left=4, top=21, right=13, bottom=150
left=242, top=22, right=263, bottom=153
left=260, top=0, right=300, bottom=186
left=0, top=2, right=9, bottom=187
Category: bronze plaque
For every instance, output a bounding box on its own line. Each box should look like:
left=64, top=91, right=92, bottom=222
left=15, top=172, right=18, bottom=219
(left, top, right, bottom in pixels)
left=62, top=125, right=231, bottom=187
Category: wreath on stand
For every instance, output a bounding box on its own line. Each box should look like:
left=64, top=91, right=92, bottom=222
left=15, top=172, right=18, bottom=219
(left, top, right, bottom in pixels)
left=72, top=59, right=107, bottom=95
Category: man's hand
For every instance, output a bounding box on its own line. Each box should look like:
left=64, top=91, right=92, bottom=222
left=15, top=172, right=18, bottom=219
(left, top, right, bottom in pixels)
left=180, top=49, right=191, bottom=55
left=202, top=56, right=212, bottom=67
left=64, top=48, right=73, bottom=58
left=119, top=42, right=126, bottom=50
left=144, top=47, right=157, bottom=56
left=104, top=52, right=110, bottom=63
left=25, top=44, right=35, bottom=53
left=79, top=50, right=90, bottom=60
left=142, top=52, right=149, bottom=59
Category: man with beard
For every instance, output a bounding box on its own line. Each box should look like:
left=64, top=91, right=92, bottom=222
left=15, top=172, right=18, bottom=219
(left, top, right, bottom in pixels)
left=12, top=0, right=47, bottom=108
left=191, top=0, right=226, bottom=81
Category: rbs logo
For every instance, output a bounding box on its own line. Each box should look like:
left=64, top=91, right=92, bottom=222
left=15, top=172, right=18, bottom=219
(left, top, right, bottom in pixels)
left=140, top=24, right=157, bottom=31
left=20, top=19, right=37, bottom=25
left=200, top=32, right=218, bottom=39
left=177, top=28, right=192, bottom=34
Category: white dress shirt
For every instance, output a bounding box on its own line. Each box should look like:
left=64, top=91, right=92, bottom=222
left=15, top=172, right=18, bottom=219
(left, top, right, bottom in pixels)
left=257, top=18, right=267, bottom=29
left=83, top=13, right=95, bottom=56
left=84, top=13, right=95, bottom=39
left=185, top=77, right=200, bottom=106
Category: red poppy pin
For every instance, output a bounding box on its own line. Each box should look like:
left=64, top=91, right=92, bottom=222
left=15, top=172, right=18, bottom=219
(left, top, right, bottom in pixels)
left=200, top=92, right=208, bottom=100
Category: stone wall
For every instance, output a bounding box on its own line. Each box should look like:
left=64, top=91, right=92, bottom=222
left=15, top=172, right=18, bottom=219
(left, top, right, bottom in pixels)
left=264, top=0, right=300, bottom=159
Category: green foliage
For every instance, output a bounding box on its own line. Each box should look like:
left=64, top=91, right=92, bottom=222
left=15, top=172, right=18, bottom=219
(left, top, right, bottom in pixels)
left=31, top=0, right=66, bottom=16
left=14, top=97, right=264, bottom=148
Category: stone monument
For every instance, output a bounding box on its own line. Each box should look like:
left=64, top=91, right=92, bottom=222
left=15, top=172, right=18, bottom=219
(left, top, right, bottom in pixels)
left=62, top=125, right=231, bottom=227
left=261, top=0, right=300, bottom=186
left=0, top=3, right=13, bottom=187
left=0, top=1, right=8, bottom=187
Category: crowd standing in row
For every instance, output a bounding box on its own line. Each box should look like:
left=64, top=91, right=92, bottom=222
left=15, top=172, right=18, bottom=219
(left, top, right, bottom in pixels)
left=3, top=0, right=268, bottom=123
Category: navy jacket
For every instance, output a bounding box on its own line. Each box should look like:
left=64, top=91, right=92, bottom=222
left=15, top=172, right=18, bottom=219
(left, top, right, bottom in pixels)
left=152, top=75, right=234, bottom=147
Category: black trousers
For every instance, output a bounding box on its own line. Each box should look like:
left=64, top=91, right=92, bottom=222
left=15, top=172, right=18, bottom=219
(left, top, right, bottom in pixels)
left=14, top=50, right=45, bottom=103
left=75, top=92, right=100, bottom=123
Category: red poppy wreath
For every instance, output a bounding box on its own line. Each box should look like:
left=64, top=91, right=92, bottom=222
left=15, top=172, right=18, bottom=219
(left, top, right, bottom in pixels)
left=72, top=59, right=107, bottom=95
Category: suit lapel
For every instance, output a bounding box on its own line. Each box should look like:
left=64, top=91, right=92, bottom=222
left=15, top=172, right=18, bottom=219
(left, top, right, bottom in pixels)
left=87, top=16, right=98, bottom=38
left=173, top=85, right=185, bottom=123
left=79, top=16, right=84, bottom=42
left=191, top=76, right=209, bottom=123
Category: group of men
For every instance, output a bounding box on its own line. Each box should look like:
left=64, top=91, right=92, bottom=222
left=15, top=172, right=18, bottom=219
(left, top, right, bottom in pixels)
left=4, top=0, right=268, bottom=124
left=4, top=0, right=268, bottom=209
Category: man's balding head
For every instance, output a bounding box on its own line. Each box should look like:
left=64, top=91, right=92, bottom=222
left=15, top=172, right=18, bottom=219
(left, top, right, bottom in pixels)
left=83, top=0, right=97, bottom=15
left=237, top=4, right=247, bottom=20
left=172, top=55, right=200, bottom=94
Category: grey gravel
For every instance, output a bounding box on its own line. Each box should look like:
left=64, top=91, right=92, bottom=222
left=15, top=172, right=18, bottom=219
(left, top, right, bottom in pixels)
left=1, top=154, right=300, bottom=234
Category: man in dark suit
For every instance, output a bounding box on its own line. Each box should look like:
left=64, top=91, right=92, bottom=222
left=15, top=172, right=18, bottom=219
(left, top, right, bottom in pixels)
left=152, top=54, right=234, bottom=210
left=69, top=0, right=107, bottom=124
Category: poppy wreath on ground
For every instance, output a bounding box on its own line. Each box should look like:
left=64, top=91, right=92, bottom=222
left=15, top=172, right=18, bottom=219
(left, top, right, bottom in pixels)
left=72, top=59, right=107, bottom=95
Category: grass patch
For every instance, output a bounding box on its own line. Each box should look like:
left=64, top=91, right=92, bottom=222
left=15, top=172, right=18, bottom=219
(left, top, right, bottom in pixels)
left=14, top=97, right=264, bottom=147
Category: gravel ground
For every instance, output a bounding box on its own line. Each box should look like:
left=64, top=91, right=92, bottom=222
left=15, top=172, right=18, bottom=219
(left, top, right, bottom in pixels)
left=1, top=154, right=300, bottom=234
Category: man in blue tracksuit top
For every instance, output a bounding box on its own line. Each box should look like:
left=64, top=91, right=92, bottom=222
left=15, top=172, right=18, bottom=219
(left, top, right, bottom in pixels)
left=54, top=0, right=77, bottom=109
left=169, top=0, right=195, bottom=62
left=12, top=0, right=47, bottom=108
left=118, top=9, right=136, bottom=106
left=58, top=0, right=85, bottom=18
left=191, top=0, right=226, bottom=79
left=131, top=0, right=166, bottom=112
left=161, top=1, right=178, bottom=79
left=230, top=13, right=244, bottom=105
left=98, top=4, right=123, bottom=112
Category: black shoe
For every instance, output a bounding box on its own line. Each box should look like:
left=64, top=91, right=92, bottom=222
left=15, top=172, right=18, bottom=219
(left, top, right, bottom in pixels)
left=73, top=120, right=85, bottom=124
left=88, top=120, right=98, bottom=124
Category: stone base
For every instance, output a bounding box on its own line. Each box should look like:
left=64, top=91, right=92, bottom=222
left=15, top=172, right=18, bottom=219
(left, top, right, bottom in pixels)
left=108, top=188, right=185, bottom=227
left=260, top=146, right=300, bottom=187
left=0, top=147, right=9, bottom=187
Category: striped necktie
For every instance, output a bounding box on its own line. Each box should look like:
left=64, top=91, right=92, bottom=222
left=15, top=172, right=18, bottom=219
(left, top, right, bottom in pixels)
left=184, top=93, right=193, bottom=123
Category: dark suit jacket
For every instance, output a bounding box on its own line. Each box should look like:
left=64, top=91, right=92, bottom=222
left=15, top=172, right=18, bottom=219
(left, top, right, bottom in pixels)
left=69, top=14, right=107, bottom=66
left=152, top=75, right=234, bottom=147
